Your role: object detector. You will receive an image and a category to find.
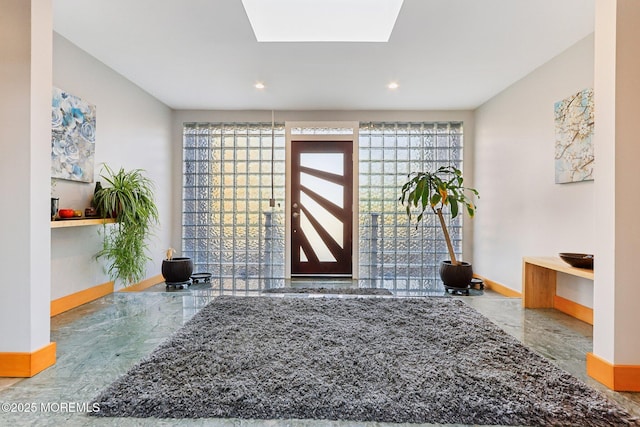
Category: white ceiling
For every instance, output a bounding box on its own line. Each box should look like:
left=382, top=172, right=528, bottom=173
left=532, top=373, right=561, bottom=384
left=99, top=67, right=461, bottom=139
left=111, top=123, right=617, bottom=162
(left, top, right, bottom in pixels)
left=53, top=0, right=595, bottom=111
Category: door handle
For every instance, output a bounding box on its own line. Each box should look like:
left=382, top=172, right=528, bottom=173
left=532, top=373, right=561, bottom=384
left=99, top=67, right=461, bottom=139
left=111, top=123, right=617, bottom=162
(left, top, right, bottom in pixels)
left=292, top=212, right=299, bottom=218
left=292, top=203, right=298, bottom=209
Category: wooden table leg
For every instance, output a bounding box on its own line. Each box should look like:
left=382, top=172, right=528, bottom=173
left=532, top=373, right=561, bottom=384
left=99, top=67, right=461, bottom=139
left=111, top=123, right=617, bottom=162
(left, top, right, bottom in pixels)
left=522, top=261, right=556, bottom=308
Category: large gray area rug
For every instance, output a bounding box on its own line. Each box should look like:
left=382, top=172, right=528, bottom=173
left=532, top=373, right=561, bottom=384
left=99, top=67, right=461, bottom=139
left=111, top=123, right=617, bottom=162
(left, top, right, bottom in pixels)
left=91, top=297, right=639, bottom=425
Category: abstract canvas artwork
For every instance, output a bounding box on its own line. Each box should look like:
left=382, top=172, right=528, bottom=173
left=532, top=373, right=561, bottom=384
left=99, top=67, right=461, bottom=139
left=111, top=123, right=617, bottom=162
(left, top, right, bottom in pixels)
left=554, top=88, right=594, bottom=184
left=51, top=87, right=96, bottom=182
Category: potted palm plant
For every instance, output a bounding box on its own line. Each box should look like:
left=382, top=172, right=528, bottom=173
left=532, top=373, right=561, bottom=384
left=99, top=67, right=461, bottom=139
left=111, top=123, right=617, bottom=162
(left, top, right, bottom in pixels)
left=399, top=165, right=478, bottom=290
left=94, top=165, right=159, bottom=286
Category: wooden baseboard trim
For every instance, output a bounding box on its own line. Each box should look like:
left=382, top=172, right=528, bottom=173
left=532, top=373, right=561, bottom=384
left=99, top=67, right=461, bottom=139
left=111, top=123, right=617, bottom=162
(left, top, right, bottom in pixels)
left=553, top=295, right=593, bottom=325
left=587, top=352, right=640, bottom=391
left=50, top=281, right=114, bottom=317
left=118, top=274, right=164, bottom=292
left=473, top=274, right=522, bottom=298
left=0, top=342, right=56, bottom=377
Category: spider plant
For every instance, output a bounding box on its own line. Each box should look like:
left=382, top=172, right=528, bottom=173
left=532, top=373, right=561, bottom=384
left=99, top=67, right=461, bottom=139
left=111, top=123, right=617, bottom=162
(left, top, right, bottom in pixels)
left=94, top=164, right=159, bottom=285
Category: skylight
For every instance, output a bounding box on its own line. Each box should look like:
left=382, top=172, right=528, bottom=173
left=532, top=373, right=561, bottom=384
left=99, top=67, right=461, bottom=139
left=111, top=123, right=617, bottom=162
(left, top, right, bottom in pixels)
left=241, top=0, right=404, bottom=42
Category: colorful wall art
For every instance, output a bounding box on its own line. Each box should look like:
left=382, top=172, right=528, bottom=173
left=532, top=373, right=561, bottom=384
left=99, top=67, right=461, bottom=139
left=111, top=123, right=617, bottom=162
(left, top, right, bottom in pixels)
left=554, top=88, right=594, bottom=184
left=51, top=87, right=96, bottom=182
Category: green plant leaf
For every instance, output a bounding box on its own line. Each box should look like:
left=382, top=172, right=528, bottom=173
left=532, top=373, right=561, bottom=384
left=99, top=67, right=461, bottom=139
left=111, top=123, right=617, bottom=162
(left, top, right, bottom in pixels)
left=448, top=196, right=459, bottom=218
left=421, top=182, right=431, bottom=209
left=467, top=204, right=475, bottom=217
left=413, top=179, right=425, bottom=206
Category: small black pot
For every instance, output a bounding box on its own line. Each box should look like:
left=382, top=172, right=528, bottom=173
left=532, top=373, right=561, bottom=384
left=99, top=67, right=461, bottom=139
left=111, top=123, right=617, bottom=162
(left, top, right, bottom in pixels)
left=439, top=260, right=473, bottom=289
left=162, top=257, right=193, bottom=283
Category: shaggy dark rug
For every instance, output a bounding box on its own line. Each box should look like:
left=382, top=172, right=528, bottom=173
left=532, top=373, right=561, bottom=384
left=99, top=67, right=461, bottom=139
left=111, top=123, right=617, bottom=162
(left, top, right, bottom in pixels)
left=91, top=297, right=639, bottom=425
left=262, top=287, right=392, bottom=295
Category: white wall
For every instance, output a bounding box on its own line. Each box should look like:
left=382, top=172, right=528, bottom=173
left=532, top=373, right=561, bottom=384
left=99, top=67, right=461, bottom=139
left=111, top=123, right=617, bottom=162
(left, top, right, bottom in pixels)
left=592, top=0, right=640, bottom=365
left=474, top=34, right=595, bottom=306
left=0, top=0, right=53, bottom=353
left=51, top=33, right=173, bottom=297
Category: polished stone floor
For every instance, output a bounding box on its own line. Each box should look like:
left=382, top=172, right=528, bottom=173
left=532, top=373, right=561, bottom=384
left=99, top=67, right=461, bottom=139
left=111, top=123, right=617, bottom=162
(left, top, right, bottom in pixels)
left=1, top=281, right=639, bottom=426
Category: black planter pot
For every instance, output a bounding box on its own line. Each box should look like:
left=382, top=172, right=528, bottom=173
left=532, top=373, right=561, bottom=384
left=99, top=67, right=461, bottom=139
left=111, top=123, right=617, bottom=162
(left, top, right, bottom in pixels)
left=439, top=260, right=473, bottom=289
left=162, top=257, right=193, bottom=283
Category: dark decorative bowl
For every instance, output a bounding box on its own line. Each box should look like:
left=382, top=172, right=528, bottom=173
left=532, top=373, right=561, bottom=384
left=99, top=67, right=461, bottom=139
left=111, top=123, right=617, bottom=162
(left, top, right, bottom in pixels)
left=559, top=253, right=594, bottom=269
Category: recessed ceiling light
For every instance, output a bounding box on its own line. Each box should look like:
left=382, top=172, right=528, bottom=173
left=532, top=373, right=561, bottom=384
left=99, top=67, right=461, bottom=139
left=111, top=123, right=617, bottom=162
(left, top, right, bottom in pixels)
left=241, top=0, right=404, bottom=42
left=255, top=82, right=265, bottom=89
left=388, top=82, right=399, bottom=90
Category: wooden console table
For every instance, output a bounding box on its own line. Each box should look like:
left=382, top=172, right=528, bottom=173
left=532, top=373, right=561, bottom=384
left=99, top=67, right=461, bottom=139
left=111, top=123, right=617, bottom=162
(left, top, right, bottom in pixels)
left=522, top=256, right=594, bottom=323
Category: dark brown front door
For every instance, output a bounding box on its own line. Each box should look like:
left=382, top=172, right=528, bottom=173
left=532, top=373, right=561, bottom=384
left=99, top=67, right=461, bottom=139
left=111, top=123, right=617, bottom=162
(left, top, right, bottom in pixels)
left=291, top=140, right=353, bottom=276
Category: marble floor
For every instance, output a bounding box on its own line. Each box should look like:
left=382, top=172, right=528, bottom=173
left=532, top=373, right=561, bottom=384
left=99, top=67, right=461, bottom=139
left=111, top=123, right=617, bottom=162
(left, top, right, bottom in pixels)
left=1, top=282, right=639, bottom=426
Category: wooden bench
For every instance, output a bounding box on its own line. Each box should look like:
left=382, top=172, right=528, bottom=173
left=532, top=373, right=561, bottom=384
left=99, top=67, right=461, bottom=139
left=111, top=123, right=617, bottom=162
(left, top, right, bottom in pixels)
left=522, top=256, right=594, bottom=324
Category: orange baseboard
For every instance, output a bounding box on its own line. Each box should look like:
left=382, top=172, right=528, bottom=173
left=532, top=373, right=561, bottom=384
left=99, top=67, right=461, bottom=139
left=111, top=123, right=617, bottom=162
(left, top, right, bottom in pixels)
left=473, top=274, right=522, bottom=298
left=587, top=352, right=640, bottom=391
left=50, top=281, right=114, bottom=317
left=0, top=342, right=56, bottom=377
left=553, top=295, right=593, bottom=325
left=118, top=274, right=164, bottom=292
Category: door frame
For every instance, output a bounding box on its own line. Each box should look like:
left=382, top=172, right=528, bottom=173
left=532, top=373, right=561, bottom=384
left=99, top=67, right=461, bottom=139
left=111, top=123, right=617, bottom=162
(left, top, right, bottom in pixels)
left=285, top=121, right=359, bottom=279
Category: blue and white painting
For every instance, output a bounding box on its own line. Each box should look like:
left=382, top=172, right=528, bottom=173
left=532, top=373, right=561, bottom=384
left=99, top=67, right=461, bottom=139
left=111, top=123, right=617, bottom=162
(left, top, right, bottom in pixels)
left=554, top=88, right=594, bottom=184
left=51, top=87, right=96, bottom=182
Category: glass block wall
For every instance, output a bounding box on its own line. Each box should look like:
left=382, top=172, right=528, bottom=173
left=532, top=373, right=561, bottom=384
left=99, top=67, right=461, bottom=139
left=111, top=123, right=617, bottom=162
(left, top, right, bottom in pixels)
left=183, top=123, right=286, bottom=293
left=358, top=122, right=464, bottom=295
left=183, top=121, right=463, bottom=294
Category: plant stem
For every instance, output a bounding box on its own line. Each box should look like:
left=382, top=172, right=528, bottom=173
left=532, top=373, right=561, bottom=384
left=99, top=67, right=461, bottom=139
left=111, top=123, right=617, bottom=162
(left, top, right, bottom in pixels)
left=435, top=208, right=458, bottom=265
